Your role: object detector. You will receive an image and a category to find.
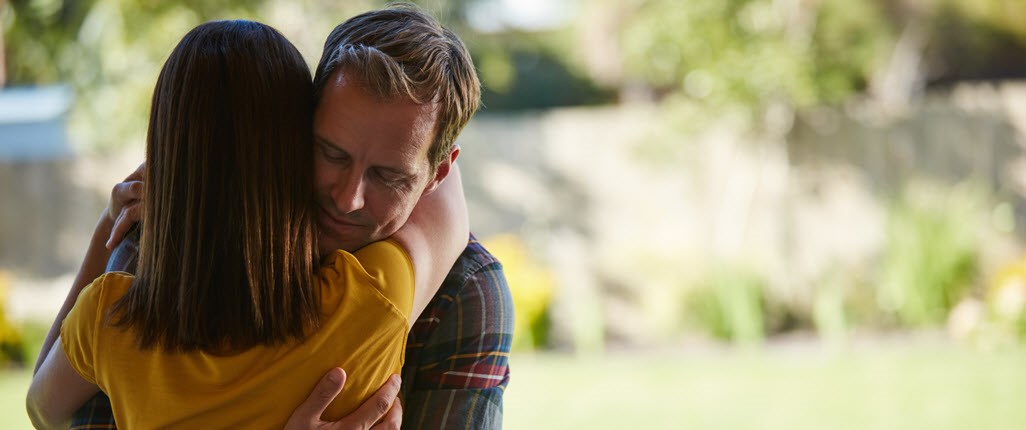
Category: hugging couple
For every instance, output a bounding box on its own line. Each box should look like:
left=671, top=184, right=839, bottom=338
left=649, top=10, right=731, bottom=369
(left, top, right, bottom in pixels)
left=28, top=4, right=512, bottom=429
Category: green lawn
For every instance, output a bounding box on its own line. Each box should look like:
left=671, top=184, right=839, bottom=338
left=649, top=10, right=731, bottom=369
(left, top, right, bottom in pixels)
left=4, top=342, right=1025, bottom=429
left=1, top=370, right=31, bottom=429
left=502, top=344, right=1026, bottom=430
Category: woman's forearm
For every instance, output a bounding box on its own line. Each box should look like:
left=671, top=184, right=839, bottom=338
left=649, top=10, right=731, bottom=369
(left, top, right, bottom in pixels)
left=28, top=340, right=102, bottom=429
left=32, top=210, right=114, bottom=374
left=394, top=162, right=469, bottom=322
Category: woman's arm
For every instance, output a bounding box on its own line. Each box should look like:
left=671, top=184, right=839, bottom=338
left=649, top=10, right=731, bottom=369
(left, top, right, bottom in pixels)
left=27, top=339, right=101, bottom=429
left=32, top=211, right=114, bottom=374
left=34, top=165, right=144, bottom=374
left=391, top=162, right=469, bottom=324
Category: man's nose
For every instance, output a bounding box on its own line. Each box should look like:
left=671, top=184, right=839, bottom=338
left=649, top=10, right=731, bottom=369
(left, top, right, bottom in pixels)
left=332, top=170, right=366, bottom=214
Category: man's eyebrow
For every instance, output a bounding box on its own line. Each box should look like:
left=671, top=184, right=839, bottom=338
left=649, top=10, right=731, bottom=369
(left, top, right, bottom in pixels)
left=313, top=135, right=414, bottom=175
left=314, top=135, right=340, bottom=149
left=378, top=166, right=410, bottom=176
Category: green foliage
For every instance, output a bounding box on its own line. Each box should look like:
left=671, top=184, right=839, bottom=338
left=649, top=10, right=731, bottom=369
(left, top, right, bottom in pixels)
left=618, top=0, right=895, bottom=126
left=808, top=0, right=894, bottom=102
left=922, top=1, right=1026, bottom=84
left=982, top=255, right=1026, bottom=343
left=4, top=0, right=270, bottom=151
left=0, top=272, right=25, bottom=367
left=812, top=277, right=851, bottom=344
left=2, top=0, right=391, bottom=152
left=476, top=44, right=616, bottom=111
left=4, top=0, right=264, bottom=86
left=614, top=0, right=1026, bottom=128
left=5, top=0, right=100, bottom=84
left=8, top=0, right=1026, bottom=150
left=878, top=183, right=980, bottom=327
left=684, top=265, right=767, bottom=345
left=467, top=28, right=616, bottom=112
left=945, top=0, right=1026, bottom=43
left=482, top=234, right=555, bottom=351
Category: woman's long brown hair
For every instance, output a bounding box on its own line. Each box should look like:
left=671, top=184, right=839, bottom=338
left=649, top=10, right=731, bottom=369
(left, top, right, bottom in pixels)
left=110, top=20, right=319, bottom=352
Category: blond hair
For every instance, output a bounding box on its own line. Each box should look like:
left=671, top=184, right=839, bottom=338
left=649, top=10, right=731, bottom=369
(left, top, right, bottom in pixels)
left=313, top=4, right=481, bottom=168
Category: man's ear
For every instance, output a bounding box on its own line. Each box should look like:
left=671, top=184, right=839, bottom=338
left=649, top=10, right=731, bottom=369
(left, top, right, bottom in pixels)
left=423, top=146, right=460, bottom=194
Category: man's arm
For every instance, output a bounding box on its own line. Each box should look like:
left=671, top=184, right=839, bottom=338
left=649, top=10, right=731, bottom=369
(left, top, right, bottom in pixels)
left=285, top=369, right=403, bottom=430
left=400, top=238, right=514, bottom=430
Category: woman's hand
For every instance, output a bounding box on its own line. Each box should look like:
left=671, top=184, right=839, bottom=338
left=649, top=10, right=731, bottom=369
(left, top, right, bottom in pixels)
left=105, top=162, right=145, bottom=249
left=284, top=368, right=403, bottom=430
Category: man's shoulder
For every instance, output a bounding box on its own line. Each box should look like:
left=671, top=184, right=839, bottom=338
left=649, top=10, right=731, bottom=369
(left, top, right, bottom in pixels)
left=404, top=233, right=513, bottom=394
left=443, top=234, right=504, bottom=287
left=424, top=233, right=513, bottom=335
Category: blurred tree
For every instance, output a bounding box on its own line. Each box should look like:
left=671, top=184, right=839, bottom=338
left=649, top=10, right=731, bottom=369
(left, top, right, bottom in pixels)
left=4, top=0, right=268, bottom=151
left=5, top=0, right=263, bottom=85
left=605, top=0, right=1026, bottom=123
left=472, top=32, right=616, bottom=111
left=613, top=0, right=895, bottom=128
left=6, top=0, right=100, bottom=84
left=447, top=0, right=617, bottom=112
left=923, top=0, right=1026, bottom=85
left=8, top=0, right=1026, bottom=148
left=0, top=0, right=6, bottom=86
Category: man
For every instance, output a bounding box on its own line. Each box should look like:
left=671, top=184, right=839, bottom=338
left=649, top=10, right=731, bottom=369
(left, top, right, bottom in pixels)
left=48, top=5, right=512, bottom=429
left=308, top=9, right=513, bottom=429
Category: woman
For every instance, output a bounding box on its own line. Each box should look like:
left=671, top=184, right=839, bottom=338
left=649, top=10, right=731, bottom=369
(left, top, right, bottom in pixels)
left=27, top=20, right=466, bottom=428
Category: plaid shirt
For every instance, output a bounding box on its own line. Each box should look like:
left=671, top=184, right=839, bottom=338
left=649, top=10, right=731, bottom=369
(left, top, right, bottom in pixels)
left=70, top=231, right=513, bottom=430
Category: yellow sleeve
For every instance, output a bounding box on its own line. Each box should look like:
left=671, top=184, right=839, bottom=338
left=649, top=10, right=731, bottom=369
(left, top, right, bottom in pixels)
left=60, top=274, right=109, bottom=386
left=352, top=239, right=415, bottom=319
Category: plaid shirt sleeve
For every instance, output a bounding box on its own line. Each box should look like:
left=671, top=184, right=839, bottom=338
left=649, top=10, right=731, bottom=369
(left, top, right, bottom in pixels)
left=68, top=227, right=139, bottom=429
left=400, top=235, right=514, bottom=430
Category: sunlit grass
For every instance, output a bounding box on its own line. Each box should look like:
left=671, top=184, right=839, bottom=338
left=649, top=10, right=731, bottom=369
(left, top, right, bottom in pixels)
left=2, top=340, right=1024, bottom=429
left=0, top=370, right=31, bottom=429
left=503, top=343, right=1026, bottom=429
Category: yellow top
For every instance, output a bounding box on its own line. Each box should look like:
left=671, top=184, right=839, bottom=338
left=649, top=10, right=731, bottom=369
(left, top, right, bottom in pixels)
left=61, top=240, right=414, bottom=429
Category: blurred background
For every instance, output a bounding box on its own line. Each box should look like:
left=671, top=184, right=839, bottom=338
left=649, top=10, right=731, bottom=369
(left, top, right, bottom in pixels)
left=4, top=0, right=1026, bottom=428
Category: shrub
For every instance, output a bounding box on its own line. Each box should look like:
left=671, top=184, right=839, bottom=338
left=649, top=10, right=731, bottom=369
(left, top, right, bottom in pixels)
left=482, top=234, right=556, bottom=351
left=684, top=265, right=768, bottom=345
left=983, top=256, right=1026, bottom=341
left=877, top=183, right=980, bottom=327
left=0, top=271, right=25, bottom=366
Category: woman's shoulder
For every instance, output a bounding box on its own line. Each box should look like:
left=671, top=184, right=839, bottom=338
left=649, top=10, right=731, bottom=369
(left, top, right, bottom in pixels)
left=318, top=239, right=415, bottom=318
left=92, top=271, right=135, bottom=294
left=61, top=272, right=136, bottom=351
left=73, top=272, right=135, bottom=311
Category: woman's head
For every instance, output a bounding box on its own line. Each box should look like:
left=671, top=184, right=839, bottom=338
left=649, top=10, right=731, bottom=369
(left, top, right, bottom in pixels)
left=115, top=20, right=319, bottom=352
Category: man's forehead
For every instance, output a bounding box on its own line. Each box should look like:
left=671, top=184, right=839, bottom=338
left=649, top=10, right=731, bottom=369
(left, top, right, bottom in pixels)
left=314, top=76, right=438, bottom=164
left=327, top=68, right=439, bottom=105
left=320, top=70, right=441, bottom=124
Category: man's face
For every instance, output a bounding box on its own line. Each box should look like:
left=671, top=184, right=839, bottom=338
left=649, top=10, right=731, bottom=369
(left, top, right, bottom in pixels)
left=313, top=72, right=442, bottom=253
